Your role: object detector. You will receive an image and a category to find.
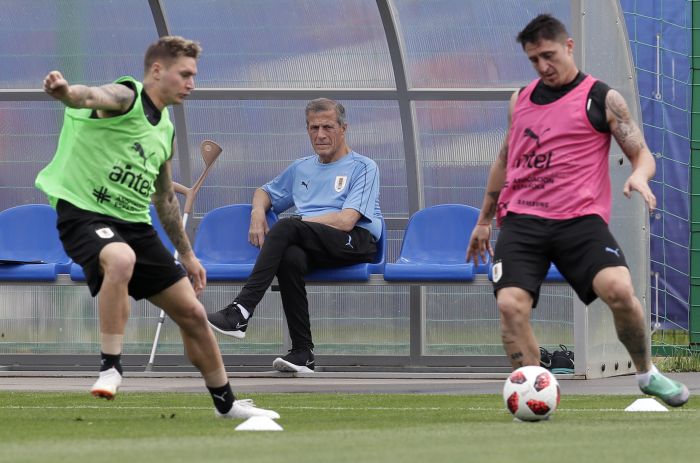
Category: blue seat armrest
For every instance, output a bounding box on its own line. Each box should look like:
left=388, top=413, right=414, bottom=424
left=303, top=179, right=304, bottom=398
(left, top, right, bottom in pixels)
left=202, top=263, right=255, bottom=282
left=384, top=262, right=476, bottom=282
left=70, top=264, right=87, bottom=281
left=474, top=254, right=491, bottom=275
left=306, top=264, right=371, bottom=282
left=0, top=263, right=61, bottom=281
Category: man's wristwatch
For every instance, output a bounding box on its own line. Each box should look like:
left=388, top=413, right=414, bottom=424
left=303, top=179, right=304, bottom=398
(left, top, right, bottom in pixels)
left=290, top=214, right=303, bottom=220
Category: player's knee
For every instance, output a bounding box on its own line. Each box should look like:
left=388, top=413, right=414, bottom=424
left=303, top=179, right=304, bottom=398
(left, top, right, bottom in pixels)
left=599, top=279, right=635, bottom=310
left=177, top=301, right=208, bottom=329
left=100, top=244, right=136, bottom=282
left=497, top=290, right=531, bottom=323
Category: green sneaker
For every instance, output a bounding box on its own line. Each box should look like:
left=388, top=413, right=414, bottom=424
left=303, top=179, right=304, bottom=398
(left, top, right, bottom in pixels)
left=639, top=372, right=690, bottom=407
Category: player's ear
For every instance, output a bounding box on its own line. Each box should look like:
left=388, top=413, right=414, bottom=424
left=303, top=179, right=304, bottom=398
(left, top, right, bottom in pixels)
left=150, top=61, right=163, bottom=80
left=565, top=37, right=574, bottom=56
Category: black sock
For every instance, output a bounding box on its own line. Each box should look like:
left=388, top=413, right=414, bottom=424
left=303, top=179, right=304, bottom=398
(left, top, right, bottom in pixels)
left=207, top=383, right=235, bottom=414
left=100, top=352, right=123, bottom=375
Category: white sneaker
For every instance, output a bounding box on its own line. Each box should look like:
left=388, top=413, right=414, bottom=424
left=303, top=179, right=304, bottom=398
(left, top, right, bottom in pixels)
left=90, top=367, right=122, bottom=400
left=215, top=399, right=280, bottom=420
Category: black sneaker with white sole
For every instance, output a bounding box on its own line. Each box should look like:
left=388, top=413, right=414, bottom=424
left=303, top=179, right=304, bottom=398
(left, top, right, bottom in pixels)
left=551, top=344, right=574, bottom=374
left=272, top=348, right=315, bottom=373
left=207, top=302, right=248, bottom=338
left=539, top=346, right=553, bottom=370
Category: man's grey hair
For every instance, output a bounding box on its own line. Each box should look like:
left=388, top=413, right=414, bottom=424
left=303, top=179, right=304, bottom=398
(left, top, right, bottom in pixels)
left=305, top=98, right=346, bottom=126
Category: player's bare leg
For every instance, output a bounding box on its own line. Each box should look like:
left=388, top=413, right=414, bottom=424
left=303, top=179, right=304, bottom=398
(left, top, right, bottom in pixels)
left=497, top=287, right=540, bottom=369
left=91, top=242, right=134, bottom=400
left=149, top=278, right=279, bottom=418
left=594, top=266, right=688, bottom=407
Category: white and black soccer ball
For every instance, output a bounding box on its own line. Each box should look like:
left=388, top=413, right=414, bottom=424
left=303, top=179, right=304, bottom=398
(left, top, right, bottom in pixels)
left=503, top=365, right=560, bottom=421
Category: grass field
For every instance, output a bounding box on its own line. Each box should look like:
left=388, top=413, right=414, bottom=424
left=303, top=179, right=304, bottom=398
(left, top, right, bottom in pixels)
left=0, top=392, right=697, bottom=463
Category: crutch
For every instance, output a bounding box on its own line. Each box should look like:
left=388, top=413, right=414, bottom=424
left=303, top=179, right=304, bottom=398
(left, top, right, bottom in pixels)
left=145, top=140, right=223, bottom=371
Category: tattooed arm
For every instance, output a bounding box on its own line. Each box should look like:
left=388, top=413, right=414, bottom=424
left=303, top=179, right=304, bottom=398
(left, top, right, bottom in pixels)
left=466, top=91, right=517, bottom=266
left=152, top=158, right=206, bottom=294
left=43, top=70, right=135, bottom=116
left=606, top=89, right=657, bottom=211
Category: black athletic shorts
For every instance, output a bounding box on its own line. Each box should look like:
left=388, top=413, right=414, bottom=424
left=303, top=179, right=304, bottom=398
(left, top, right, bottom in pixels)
left=55, top=200, right=186, bottom=300
left=492, top=213, right=628, bottom=307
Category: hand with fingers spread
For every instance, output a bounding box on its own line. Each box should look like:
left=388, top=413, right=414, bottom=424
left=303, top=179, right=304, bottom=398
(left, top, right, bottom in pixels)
left=623, top=172, right=657, bottom=212
left=466, top=223, right=493, bottom=268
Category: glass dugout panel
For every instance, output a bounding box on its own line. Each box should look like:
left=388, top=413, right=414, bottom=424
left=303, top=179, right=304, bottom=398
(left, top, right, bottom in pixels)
left=0, top=0, right=156, bottom=88
left=413, top=100, right=508, bottom=208
left=0, top=102, right=64, bottom=210
left=164, top=0, right=395, bottom=88
left=391, top=0, right=571, bottom=88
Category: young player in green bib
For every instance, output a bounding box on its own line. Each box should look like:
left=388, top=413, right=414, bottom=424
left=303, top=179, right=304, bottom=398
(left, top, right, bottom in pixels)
left=36, top=36, right=278, bottom=420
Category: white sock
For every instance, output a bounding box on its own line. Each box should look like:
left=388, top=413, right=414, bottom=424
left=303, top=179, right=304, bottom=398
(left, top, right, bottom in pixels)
left=236, top=303, right=250, bottom=319
left=636, top=364, right=658, bottom=387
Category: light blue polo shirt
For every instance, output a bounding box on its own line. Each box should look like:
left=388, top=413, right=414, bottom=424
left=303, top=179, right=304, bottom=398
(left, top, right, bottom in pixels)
left=262, top=151, right=382, bottom=240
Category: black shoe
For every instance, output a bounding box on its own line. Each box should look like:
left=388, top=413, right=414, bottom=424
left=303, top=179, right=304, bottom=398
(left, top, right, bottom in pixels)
left=551, top=345, right=574, bottom=374
left=539, top=346, right=553, bottom=370
left=207, top=302, right=248, bottom=339
left=272, top=348, right=315, bottom=373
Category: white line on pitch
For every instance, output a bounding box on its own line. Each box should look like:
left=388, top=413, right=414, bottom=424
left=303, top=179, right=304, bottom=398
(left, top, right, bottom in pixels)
left=0, top=405, right=695, bottom=413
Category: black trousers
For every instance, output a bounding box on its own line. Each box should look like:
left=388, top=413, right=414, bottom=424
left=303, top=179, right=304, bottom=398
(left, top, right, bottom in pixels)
left=235, top=217, right=377, bottom=349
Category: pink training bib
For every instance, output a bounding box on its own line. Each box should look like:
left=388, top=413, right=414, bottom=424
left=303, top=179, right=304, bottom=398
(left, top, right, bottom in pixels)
left=497, top=75, right=612, bottom=226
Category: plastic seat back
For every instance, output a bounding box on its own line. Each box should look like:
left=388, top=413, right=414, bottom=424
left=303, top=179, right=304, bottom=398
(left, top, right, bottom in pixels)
left=384, top=204, right=483, bottom=282
left=0, top=204, right=71, bottom=280
left=193, top=205, right=278, bottom=280
left=400, top=204, right=479, bottom=265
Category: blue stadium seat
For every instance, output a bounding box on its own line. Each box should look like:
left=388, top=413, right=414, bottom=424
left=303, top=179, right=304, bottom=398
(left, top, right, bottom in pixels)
left=384, top=204, right=486, bottom=282
left=70, top=205, right=176, bottom=281
left=305, top=218, right=387, bottom=282
left=194, top=204, right=278, bottom=281
left=0, top=204, right=71, bottom=281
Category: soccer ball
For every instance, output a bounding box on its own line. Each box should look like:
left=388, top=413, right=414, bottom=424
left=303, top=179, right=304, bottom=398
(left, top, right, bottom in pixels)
left=503, top=365, right=560, bottom=421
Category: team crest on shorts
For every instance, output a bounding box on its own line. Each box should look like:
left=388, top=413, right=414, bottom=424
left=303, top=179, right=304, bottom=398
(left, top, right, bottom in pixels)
left=95, top=227, right=115, bottom=239
left=492, top=261, right=503, bottom=283
left=334, top=175, right=348, bottom=192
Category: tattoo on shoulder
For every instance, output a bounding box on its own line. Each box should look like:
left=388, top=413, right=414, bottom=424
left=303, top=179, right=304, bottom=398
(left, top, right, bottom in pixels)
left=606, top=91, right=630, bottom=122
left=103, top=84, right=134, bottom=109
left=607, top=91, right=647, bottom=152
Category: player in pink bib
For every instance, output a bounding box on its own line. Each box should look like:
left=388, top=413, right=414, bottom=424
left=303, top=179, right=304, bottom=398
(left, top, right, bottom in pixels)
left=499, top=73, right=611, bottom=224
left=467, top=14, right=688, bottom=407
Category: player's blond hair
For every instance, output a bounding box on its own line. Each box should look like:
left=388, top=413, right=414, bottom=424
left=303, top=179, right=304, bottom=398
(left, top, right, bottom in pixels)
left=144, top=36, right=202, bottom=73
